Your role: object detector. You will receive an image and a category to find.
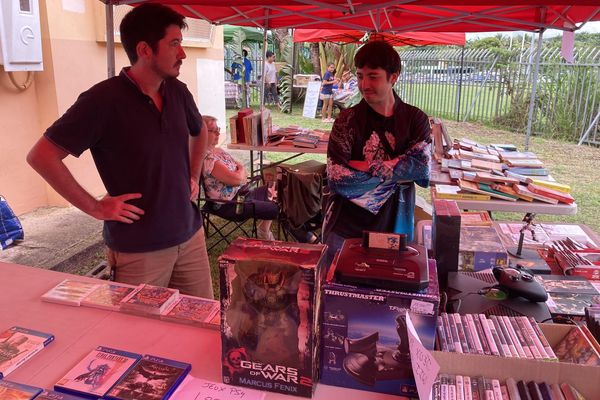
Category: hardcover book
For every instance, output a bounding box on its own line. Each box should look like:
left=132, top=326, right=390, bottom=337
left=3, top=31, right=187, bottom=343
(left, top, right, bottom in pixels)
left=160, top=295, right=219, bottom=327
left=55, top=346, right=142, bottom=398
left=0, top=379, right=43, bottom=399
left=105, top=354, right=191, bottom=400
left=0, top=326, right=54, bottom=378
left=37, top=389, right=89, bottom=400
left=120, top=284, right=179, bottom=315
left=41, top=279, right=100, bottom=306
left=527, top=183, right=575, bottom=204
left=434, top=184, right=491, bottom=201
left=513, top=184, right=559, bottom=204
left=81, top=282, right=137, bottom=311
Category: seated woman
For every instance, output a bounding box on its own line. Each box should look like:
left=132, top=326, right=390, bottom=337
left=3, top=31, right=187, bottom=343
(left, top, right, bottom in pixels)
left=202, top=116, right=278, bottom=240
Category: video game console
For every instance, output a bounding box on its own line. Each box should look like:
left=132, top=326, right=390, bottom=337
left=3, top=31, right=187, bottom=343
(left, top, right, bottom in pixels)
left=334, top=233, right=429, bottom=292
left=493, top=266, right=548, bottom=302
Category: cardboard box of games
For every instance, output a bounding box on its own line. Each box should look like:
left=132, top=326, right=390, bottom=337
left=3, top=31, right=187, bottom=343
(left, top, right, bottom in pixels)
left=433, top=324, right=600, bottom=399
left=320, top=259, right=439, bottom=398
left=218, top=238, right=326, bottom=398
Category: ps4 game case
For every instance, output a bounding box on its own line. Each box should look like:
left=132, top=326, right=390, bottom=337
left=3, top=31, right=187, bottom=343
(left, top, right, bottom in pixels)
left=320, top=259, right=440, bottom=398
left=219, top=238, right=327, bottom=398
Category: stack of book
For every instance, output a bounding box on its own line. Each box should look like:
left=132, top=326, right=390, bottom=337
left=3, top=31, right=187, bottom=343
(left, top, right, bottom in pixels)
left=228, top=107, right=271, bottom=146
left=292, top=132, right=321, bottom=148
left=433, top=374, right=587, bottom=400
left=431, top=137, right=575, bottom=205
left=437, top=313, right=557, bottom=360
left=0, top=326, right=54, bottom=379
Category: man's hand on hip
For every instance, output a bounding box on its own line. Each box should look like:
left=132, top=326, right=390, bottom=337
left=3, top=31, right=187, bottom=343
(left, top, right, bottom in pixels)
left=91, top=193, right=144, bottom=223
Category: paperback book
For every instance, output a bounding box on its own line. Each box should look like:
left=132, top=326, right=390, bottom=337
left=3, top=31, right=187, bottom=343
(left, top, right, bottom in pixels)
left=41, top=279, right=100, bottom=306
left=160, top=295, right=219, bottom=327
left=105, top=354, right=191, bottom=400
left=120, top=284, right=179, bottom=316
left=80, top=282, right=137, bottom=311
left=55, top=346, right=141, bottom=398
left=0, top=326, right=54, bottom=378
left=0, top=379, right=43, bottom=399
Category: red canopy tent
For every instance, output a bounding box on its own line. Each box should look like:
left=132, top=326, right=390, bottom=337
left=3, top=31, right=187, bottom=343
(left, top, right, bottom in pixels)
left=102, top=1, right=600, bottom=148
left=293, top=29, right=466, bottom=46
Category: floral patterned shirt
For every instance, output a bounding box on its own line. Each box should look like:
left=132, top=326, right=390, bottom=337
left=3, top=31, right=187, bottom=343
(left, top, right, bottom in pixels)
left=202, top=147, right=240, bottom=201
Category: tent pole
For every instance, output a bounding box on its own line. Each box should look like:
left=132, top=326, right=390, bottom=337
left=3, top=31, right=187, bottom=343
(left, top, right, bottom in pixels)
left=524, top=29, right=544, bottom=151
left=105, top=2, right=116, bottom=78
left=291, top=37, right=297, bottom=114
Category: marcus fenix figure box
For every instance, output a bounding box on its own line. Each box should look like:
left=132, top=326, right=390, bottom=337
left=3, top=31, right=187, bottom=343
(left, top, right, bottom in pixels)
left=320, top=258, right=440, bottom=398
left=219, top=238, right=326, bottom=398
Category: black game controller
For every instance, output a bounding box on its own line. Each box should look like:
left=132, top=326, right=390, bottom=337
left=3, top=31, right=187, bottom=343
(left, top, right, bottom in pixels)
left=492, top=266, right=548, bottom=302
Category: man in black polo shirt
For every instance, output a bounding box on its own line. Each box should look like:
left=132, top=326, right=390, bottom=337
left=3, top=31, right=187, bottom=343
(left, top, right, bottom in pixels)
left=322, top=40, right=432, bottom=269
left=26, top=4, right=213, bottom=298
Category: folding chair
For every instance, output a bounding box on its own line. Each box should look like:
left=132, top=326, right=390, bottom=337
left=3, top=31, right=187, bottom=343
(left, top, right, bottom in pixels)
left=276, top=160, right=326, bottom=243
left=198, top=176, right=262, bottom=252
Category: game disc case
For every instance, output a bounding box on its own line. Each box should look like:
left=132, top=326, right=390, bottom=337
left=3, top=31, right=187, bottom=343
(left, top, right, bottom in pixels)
left=219, top=238, right=326, bottom=398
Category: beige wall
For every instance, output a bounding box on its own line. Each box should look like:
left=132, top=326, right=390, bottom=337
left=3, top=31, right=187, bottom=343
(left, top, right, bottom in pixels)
left=0, top=0, right=224, bottom=215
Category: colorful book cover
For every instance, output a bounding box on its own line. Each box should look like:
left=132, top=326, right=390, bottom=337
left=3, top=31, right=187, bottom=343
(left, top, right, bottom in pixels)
left=55, top=346, right=141, bottom=398
left=546, top=292, right=600, bottom=317
left=41, top=279, right=100, bottom=306
left=120, top=284, right=179, bottom=315
left=0, top=326, right=54, bottom=378
left=160, top=295, right=219, bottom=326
left=535, top=275, right=600, bottom=295
left=458, top=226, right=508, bottom=272
left=0, top=379, right=43, bottom=399
left=37, top=389, right=89, bottom=399
left=554, top=326, right=600, bottom=366
left=105, top=355, right=191, bottom=400
left=81, top=282, right=137, bottom=311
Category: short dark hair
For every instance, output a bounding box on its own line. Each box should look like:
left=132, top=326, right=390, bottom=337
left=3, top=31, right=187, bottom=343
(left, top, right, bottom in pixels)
left=120, top=3, right=187, bottom=64
left=242, top=49, right=248, bottom=57
left=354, top=40, right=401, bottom=77
left=266, top=50, right=274, bottom=58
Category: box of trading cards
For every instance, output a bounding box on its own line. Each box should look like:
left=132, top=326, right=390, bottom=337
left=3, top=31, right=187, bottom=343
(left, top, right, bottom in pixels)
left=219, top=238, right=327, bottom=398
left=320, top=259, right=440, bottom=398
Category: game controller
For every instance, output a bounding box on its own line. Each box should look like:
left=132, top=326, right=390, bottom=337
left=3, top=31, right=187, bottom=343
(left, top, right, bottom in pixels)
left=492, top=266, right=548, bottom=302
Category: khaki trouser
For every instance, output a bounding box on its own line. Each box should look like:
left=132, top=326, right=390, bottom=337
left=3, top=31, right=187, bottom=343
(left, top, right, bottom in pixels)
left=107, top=227, right=213, bottom=299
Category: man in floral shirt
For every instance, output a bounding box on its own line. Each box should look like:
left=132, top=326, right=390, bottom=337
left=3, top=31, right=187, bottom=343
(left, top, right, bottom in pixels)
left=322, top=40, right=431, bottom=268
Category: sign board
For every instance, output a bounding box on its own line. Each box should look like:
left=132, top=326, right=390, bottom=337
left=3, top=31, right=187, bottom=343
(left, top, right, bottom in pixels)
left=302, top=80, right=322, bottom=119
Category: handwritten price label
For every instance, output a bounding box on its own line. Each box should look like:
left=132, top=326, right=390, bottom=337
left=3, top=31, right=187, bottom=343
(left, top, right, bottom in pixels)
left=171, top=376, right=265, bottom=400
left=406, top=311, right=439, bottom=400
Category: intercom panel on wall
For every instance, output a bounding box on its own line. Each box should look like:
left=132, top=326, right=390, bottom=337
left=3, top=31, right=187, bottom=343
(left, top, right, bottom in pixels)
left=0, top=0, right=43, bottom=71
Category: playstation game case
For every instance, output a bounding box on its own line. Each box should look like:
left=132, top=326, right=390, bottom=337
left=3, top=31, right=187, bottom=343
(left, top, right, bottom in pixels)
left=80, top=282, right=137, bottom=311
left=41, top=279, right=100, bottom=306
left=160, top=295, right=219, bottom=328
left=0, top=379, right=42, bottom=399
left=37, top=389, right=89, bottom=400
left=0, top=326, right=54, bottom=378
left=104, top=355, right=191, bottom=400
left=119, top=284, right=179, bottom=316
left=55, top=346, right=141, bottom=398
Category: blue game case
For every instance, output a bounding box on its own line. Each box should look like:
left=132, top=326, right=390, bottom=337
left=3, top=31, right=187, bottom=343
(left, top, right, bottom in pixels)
left=0, top=379, right=43, bottom=399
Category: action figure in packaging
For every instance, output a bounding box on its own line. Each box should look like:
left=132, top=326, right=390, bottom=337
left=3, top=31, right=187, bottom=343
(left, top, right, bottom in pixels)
left=219, top=238, right=326, bottom=398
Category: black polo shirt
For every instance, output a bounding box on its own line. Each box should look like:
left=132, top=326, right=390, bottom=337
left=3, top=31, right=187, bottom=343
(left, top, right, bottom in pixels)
left=45, top=68, right=203, bottom=252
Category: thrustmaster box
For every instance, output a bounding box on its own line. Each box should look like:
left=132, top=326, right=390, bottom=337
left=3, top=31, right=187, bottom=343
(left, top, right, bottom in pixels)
left=219, top=238, right=326, bottom=398
left=320, top=259, right=439, bottom=398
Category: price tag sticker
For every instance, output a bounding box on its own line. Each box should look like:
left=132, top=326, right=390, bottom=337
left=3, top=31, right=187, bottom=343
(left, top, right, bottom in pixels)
left=410, top=299, right=434, bottom=315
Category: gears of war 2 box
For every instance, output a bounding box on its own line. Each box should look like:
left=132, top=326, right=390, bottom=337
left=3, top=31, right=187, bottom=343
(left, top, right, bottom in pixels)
left=219, top=238, right=326, bottom=398
left=320, top=259, right=439, bottom=398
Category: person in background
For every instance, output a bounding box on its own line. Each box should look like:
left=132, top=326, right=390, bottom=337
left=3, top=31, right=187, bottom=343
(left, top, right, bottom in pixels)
left=26, top=4, right=213, bottom=298
left=263, top=50, right=278, bottom=105
left=202, top=116, right=278, bottom=240
left=320, top=62, right=339, bottom=123
left=242, top=49, right=254, bottom=106
left=322, top=40, right=431, bottom=268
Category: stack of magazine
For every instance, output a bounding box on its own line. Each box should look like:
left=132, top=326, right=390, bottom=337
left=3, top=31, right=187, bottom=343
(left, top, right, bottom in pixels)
left=41, top=280, right=220, bottom=329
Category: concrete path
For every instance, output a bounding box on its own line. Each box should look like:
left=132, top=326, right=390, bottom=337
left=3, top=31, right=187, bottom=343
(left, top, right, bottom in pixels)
left=0, top=206, right=103, bottom=273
